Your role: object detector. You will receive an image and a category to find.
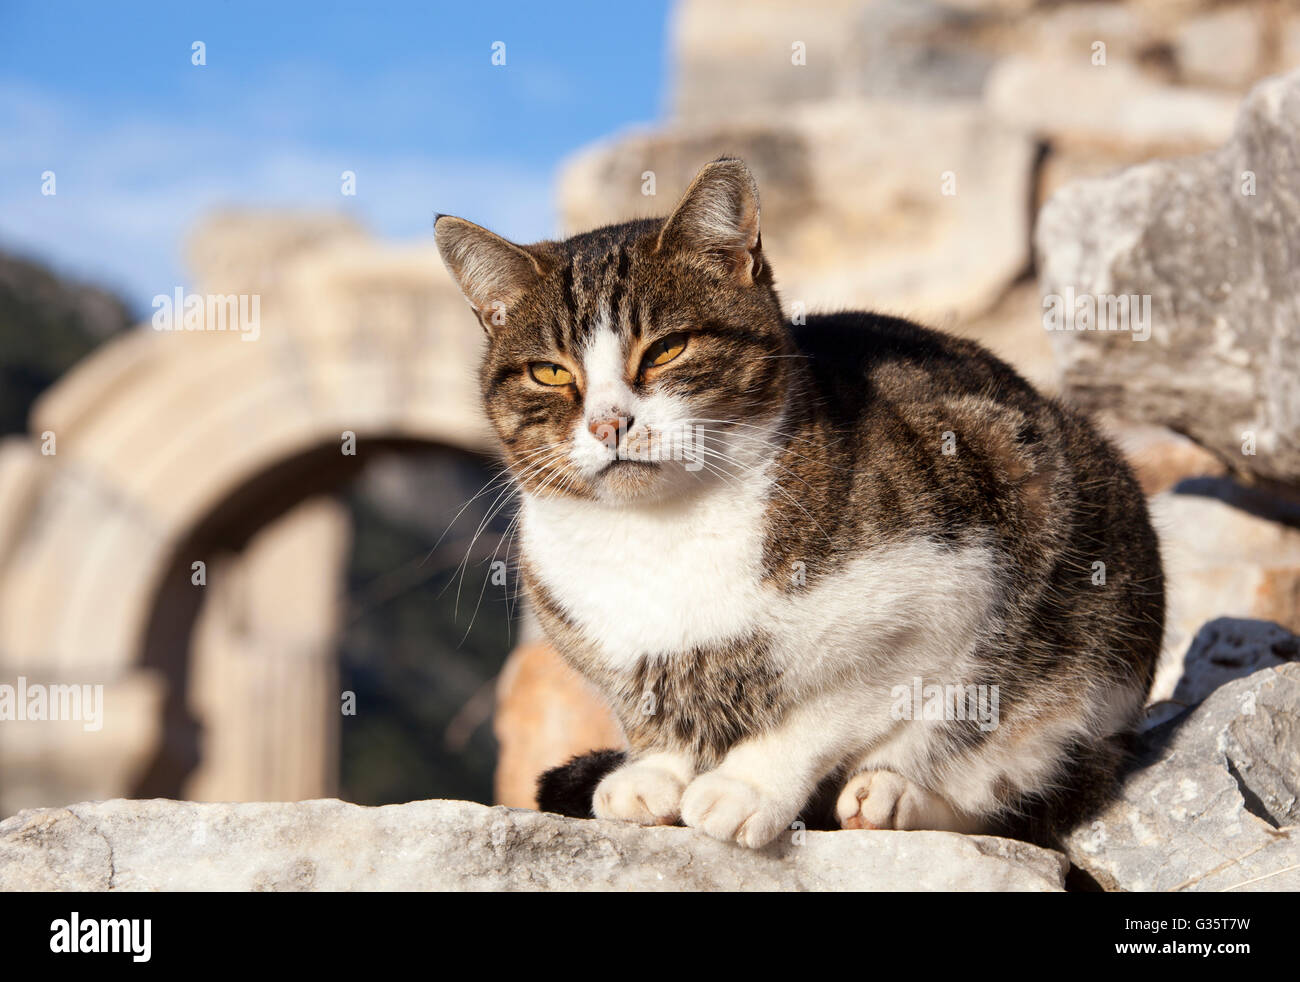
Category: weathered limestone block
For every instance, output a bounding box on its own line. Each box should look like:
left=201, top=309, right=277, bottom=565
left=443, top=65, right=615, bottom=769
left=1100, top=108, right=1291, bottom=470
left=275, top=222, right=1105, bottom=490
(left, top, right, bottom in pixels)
left=671, top=0, right=999, bottom=119
left=988, top=56, right=1239, bottom=154
left=184, top=211, right=367, bottom=301
left=1067, top=663, right=1300, bottom=892
left=0, top=797, right=1068, bottom=891
left=1036, top=68, right=1300, bottom=490
left=1174, top=7, right=1266, bottom=91
left=561, top=99, right=1034, bottom=323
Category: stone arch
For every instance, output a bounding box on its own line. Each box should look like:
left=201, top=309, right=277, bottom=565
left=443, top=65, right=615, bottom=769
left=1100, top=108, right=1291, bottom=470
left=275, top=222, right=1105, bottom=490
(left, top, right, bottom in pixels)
left=0, top=216, right=499, bottom=814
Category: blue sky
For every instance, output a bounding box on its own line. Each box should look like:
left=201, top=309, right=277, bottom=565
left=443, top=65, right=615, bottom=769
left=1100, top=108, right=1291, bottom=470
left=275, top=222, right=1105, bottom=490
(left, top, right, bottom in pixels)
left=0, top=1, right=672, bottom=315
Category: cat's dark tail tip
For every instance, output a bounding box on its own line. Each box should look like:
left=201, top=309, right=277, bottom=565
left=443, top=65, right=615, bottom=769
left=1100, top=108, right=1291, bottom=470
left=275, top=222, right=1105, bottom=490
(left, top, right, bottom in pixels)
left=536, top=749, right=627, bottom=818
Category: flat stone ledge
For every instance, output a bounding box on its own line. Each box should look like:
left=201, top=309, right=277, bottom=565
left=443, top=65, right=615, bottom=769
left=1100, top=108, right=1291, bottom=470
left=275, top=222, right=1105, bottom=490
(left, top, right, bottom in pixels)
left=0, top=797, right=1067, bottom=892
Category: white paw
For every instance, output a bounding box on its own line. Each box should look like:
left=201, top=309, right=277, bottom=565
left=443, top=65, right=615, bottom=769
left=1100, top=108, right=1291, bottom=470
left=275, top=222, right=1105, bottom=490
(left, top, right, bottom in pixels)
left=836, top=769, right=976, bottom=832
left=680, top=771, right=798, bottom=848
left=592, top=760, right=686, bottom=826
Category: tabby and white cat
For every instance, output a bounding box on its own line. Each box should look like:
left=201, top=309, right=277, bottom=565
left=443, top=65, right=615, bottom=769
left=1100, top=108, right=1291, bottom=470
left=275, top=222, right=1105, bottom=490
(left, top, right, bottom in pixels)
left=435, top=158, right=1163, bottom=848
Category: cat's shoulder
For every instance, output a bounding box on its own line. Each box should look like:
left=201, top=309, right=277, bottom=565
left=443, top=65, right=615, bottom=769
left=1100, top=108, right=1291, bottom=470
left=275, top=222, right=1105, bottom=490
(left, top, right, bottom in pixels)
left=788, top=311, right=1119, bottom=450
left=790, top=310, right=1029, bottom=398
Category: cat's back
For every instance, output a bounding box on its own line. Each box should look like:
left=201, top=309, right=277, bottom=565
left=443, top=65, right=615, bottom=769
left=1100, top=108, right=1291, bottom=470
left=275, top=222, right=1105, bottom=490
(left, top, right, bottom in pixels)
left=785, top=309, right=1160, bottom=615
left=782, top=308, right=1163, bottom=699
left=790, top=310, right=1042, bottom=421
left=785, top=310, right=1068, bottom=551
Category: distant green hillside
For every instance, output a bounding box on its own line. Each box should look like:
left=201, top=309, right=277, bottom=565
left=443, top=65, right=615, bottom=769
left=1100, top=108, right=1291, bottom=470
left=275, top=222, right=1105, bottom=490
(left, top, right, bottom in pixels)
left=0, top=251, right=133, bottom=435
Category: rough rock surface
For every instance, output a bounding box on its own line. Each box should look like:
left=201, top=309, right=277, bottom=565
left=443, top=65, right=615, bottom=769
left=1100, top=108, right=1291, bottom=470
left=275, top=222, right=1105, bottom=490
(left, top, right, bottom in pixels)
left=671, top=0, right=999, bottom=118
left=1036, top=68, right=1300, bottom=490
left=988, top=56, right=1238, bottom=153
left=1149, top=492, right=1300, bottom=689
left=561, top=99, right=1034, bottom=322
left=1067, top=663, right=1300, bottom=892
left=0, top=797, right=1067, bottom=892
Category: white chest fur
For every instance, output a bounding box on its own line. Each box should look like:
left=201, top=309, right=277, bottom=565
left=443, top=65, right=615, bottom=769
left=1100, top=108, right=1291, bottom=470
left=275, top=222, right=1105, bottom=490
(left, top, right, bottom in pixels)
left=521, top=478, right=1000, bottom=685
left=521, top=477, right=772, bottom=665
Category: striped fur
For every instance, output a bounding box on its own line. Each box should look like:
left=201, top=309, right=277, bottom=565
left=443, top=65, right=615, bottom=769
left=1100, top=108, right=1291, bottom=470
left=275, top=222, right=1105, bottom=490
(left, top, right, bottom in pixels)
left=436, top=158, right=1164, bottom=847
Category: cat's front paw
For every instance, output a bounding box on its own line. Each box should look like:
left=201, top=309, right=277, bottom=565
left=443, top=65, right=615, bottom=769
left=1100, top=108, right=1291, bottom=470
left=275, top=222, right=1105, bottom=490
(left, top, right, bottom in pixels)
left=592, top=759, right=687, bottom=826
left=680, top=772, right=797, bottom=848
left=836, top=769, right=978, bottom=833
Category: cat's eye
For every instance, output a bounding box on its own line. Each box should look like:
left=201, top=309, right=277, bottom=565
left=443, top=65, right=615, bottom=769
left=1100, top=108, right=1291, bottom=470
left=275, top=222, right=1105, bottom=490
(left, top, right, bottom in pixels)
left=530, top=362, right=574, bottom=386
left=643, top=333, right=687, bottom=369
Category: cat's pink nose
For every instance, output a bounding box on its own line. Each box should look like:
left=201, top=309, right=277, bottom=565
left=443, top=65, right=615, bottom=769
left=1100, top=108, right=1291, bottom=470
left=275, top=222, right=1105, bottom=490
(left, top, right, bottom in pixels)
left=588, top=415, right=631, bottom=448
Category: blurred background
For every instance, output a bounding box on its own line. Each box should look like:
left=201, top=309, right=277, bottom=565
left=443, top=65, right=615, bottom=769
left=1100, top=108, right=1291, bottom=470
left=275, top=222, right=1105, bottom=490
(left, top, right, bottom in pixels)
left=2, top=0, right=1299, bottom=819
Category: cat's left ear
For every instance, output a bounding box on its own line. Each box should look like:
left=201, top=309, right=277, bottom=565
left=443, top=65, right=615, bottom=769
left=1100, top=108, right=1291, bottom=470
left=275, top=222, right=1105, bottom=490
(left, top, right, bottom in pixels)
left=657, top=157, right=764, bottom=285
left=435, top=215, right=545, bottom=332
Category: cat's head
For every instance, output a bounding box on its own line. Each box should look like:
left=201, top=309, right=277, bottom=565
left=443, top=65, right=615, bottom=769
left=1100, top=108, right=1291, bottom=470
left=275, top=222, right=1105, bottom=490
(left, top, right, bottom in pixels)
left=435, top=157, right=795, bottom=505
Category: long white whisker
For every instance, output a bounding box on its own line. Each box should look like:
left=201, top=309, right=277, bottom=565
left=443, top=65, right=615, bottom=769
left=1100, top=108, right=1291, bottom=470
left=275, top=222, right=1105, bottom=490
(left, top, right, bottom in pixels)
left=444, top=445, right=569, bottom=615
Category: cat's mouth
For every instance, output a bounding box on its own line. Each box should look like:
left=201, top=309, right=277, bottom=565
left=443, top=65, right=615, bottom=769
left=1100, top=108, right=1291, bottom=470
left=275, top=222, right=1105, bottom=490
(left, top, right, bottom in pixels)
left=594, top=458, right=664, bottom=499
left=598, top=459, right=661, bottom=475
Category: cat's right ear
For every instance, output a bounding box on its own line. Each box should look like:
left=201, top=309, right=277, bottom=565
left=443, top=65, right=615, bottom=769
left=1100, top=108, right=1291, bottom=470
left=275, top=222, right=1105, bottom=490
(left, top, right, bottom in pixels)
left=435, top=215, right=544, bottom=332
left=657, top=157, right=763, bottom=285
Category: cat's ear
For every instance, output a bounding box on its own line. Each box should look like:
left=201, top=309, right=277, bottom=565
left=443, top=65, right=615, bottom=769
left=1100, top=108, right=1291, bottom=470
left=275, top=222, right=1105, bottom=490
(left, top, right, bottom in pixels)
left=435, top=215, right=545, bottom=331
left=657, top=157, right=763, bottom=285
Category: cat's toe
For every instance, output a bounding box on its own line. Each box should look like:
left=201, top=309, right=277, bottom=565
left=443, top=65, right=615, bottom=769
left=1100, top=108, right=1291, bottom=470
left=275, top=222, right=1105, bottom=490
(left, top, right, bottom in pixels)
left=680, top=772, right=794, bottom=848
left=592, top=761, right=684, bottom=826
left=837, top=769, right=976, bottom=832
left=837, top=770, right=910, bottom=829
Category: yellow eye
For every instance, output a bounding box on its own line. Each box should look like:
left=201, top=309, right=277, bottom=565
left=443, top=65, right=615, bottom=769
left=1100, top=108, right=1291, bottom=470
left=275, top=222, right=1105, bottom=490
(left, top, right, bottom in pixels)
left=529, top=362, right=574, bottom=386
left=644, top=333, right=687, bottom=368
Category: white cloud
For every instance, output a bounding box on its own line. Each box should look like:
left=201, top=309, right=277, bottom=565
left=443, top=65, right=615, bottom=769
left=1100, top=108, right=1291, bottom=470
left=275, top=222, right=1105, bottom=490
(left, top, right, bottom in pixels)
left=0, top=80, right=557, bottom=315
